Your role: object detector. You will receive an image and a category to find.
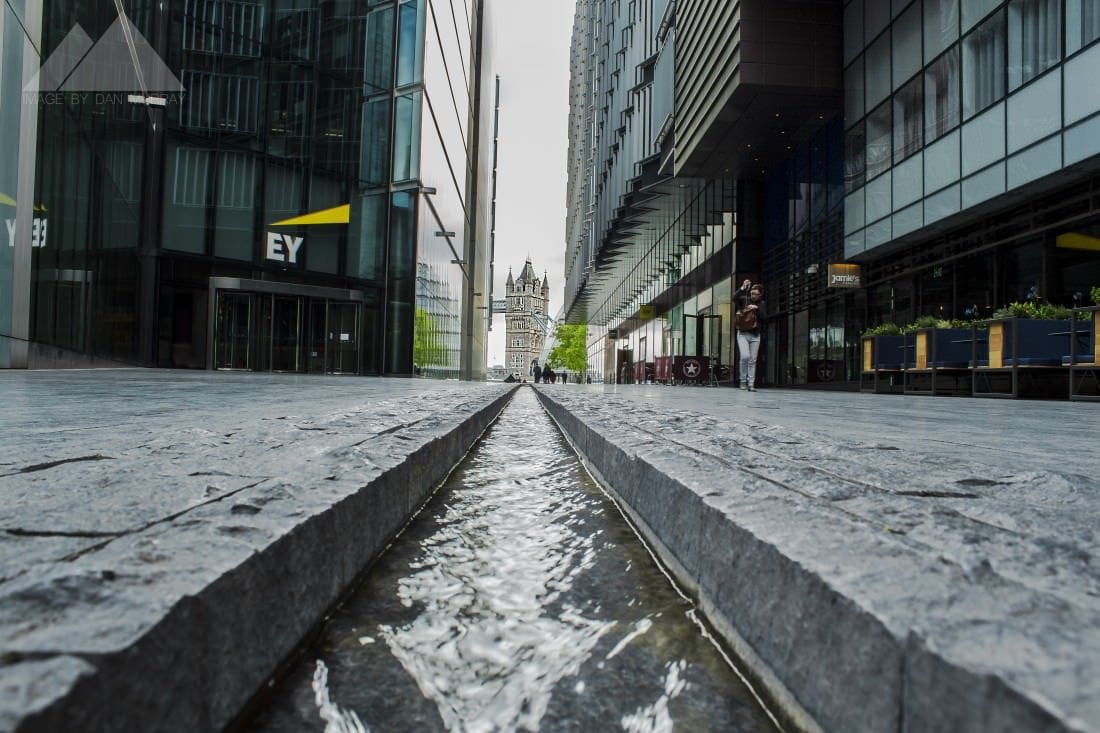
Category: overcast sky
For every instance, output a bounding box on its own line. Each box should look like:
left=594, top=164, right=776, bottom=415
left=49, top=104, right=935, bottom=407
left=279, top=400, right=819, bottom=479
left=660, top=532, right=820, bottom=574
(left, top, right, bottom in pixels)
left=485, top=0, right=575, bottom=367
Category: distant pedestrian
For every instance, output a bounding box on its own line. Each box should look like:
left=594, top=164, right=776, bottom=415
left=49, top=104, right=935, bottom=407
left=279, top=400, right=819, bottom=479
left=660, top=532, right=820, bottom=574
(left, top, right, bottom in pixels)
left=533, top=364, right=543, bottom=383
left=735, top=283, right=766, bottom=391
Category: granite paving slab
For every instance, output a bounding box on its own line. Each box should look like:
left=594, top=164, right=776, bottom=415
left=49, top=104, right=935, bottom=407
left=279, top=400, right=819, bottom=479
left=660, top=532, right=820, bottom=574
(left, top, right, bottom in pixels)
left=533, top=384, right=1100, bottom=733
left=0, top=370, right=514, bottom=732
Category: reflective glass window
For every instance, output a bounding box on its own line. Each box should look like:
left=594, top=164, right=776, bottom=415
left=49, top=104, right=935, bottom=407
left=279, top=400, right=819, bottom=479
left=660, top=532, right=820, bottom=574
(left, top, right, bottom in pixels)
left=350, top=193, right=387, bottom=280
left=924, top=0, right=960, bottom=61
left=392, top=92, right=422, bottom=182
left=365, top=6, right=395, bottom=93
left=963, top=10, right=1006, bottom=119
left=1067, top=0, right=1100, bottom=54
left=213, top=152, right=258, bottom=260
left=845, top=56, right=865, bottom=125
left=1008, top=0, right=1062, bottom=89
left=844, top=0, right=865, bottom=65
left=865, top=33, right=892, bottom=108
left=866, top=0, right=891, bottom=42
left=924, top=47, right=961, bottom=142
left=893, top=76, right=923, bottom=163
left=361, top=97, right=392, bottom=186
left=962, top=0, right=1001, bottom=33
left=893, top=3, right=922, bottom=88
left=866, top=101, right=892, bottom=180
left=396, top=0, right=425, bottom=87
left=844, top=121, right=866, bottom=192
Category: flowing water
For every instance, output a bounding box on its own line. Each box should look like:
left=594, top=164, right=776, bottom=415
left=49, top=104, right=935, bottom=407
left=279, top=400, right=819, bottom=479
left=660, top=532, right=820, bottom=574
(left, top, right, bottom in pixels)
left=245, top=388, right=780, bottom=733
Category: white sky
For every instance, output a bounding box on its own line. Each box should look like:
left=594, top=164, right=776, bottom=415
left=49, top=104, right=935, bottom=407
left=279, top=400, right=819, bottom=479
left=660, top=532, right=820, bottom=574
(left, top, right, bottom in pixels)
left=485, top=0, right=576, bottom=367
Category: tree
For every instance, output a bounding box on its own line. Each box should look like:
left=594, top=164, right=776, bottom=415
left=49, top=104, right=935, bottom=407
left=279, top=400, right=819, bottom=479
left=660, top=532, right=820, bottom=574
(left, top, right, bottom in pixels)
left=413, top=308, right=450, bottom=367
left=546, top=323, right=588, bottom=375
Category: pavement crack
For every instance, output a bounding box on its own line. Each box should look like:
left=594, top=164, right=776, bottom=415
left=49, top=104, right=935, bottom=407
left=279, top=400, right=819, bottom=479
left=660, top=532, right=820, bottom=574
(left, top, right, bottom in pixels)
left=2, top=455, right=112, bottom=477
left=353, top=417, right=430, bottom=444
left=6, top=528, right=119, bottom=539
left=898, top=490, right=980, bottom=499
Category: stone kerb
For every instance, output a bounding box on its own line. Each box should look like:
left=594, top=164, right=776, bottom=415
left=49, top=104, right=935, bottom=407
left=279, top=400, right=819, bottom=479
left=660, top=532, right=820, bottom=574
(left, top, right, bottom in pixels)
left=532, top=388, right=1098, bottom=733
left=0, top=385, right=516, bottom=733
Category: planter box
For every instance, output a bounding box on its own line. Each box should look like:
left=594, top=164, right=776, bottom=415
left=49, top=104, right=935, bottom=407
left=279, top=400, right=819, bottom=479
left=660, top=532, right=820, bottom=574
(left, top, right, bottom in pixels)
left=913, top=327, right=983, bottom=369
left=862, top=335, right=905, bottom=371
left=861, top=335, right=906, bottom=393
left=987, top=318, right=1075, bottom=367
left=976, top=318, right=1076, bottom=398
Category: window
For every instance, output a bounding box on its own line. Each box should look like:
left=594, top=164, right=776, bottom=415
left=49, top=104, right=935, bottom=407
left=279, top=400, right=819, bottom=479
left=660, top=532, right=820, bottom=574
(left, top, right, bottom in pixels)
left=866, top=0, right=891, bottom=41
left=1008, top=0, right=1061, bottom=88
left=925, top=47, right=961, bottom=142
left=865, top=33, right=892, bottom=108
left=844, top=0, right=865, bottom=65
left=844, top=121, right=866, bottom=192
left=866, top=101, right=892, bottom=179
left=1067, top=0, right=1100, bottom=53
left=893, top=76, right=923, bottom=162
left=511, top=338, right=523, bottom=347
left=182, top=0, right=265, bottom=57
left=892, top=3, right=922, bottom=88
left=180, top=71, right=261, bottom=133
left=392, top=92, right=421, bottom=181
left=396, top=0, right=424, bottom=87
left=924, top=0, right=960, bottom=61
left=845, top=58, right=865, bottom=125
left=963, top=11, right=1006, bottom=119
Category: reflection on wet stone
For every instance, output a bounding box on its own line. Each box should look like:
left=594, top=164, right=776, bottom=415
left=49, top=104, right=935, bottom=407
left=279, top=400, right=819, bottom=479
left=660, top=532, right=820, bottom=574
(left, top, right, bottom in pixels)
left=248, top=389, right=778, bottom=732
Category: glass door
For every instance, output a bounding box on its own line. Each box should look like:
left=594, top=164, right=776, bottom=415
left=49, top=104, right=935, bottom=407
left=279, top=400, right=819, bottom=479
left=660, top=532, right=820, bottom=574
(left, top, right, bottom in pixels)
left=307, top=300, right=327, bottom=374
left=271, top=296, right=303, bottom=372
left=327, top=302, right=360, bottom=374
left=214, top=292, right=254, bottom=370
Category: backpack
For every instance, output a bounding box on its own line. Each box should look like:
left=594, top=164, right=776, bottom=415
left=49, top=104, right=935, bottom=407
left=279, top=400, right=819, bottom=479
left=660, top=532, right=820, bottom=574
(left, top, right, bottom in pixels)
left=735, top=307, right=757, bottom=331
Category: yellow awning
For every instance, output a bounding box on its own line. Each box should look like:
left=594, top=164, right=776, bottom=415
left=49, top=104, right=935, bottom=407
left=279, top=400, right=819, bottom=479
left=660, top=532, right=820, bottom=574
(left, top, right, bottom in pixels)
left=1056, top=232, right=1100, bottom=251
left=270, top=204, right=350, bottom=226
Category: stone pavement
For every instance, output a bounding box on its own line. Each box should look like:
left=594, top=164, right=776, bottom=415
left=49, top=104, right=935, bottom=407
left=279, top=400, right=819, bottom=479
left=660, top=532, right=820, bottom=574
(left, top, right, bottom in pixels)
left=533, top=383, right=1100, bottom=733
left=2, top=371, right=1098, bottom=732
left=0, top=370, right=514, bottom=732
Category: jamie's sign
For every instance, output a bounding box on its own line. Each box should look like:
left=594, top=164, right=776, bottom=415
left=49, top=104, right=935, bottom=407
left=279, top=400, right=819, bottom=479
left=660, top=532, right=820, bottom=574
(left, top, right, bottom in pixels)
left=827, top=263, right=862, bottom=288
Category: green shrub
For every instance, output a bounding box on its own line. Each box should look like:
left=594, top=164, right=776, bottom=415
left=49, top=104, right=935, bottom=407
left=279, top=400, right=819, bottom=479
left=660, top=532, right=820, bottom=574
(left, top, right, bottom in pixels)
left=862, top=323, right=903, bottom=337
left=1092, top=286, right=1100, bottom=306
left=992, top=301, right=1073, bottom=320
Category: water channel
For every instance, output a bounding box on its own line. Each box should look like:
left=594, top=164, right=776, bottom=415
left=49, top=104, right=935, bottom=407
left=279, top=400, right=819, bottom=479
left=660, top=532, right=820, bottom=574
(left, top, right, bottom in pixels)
left=245, top=388, right=780, bottom=733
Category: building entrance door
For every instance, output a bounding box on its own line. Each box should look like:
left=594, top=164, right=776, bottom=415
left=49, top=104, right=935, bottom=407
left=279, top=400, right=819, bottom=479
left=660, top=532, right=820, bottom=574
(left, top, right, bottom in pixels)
left=260, top=296, right=303, bottom=372
left=210, top=278, right=365, bottom=375
left=214, top=292, right=254, bottom=370
left=327, top=302, right=360, bottom=374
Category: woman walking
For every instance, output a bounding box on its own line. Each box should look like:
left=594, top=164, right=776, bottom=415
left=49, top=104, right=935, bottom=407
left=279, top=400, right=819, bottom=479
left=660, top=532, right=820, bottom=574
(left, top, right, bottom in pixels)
left=734, top=282, right=766, bottom=391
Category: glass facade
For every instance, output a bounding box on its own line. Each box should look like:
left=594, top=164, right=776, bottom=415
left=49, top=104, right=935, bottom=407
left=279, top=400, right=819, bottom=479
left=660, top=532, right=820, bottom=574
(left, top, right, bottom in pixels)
left=570, top=0, right=1100, bottom=390
left=0, top=0, right=38, bottom=368
left=1, top=0, right=491, bottom=376
left=845, top=0, right=1100, bottom=262
left=845, top=0, right=1100, bottom=331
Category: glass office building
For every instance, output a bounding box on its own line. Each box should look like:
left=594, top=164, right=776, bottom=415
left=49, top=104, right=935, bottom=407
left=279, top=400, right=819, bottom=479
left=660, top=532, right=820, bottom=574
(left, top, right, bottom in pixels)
left=566, top=0, right=1100, bottom=388
left=565, top=0, right=843, bottom=384
left=0, top=0, right=494, bottom=377
left=844, top=0, right=1100, bottom=333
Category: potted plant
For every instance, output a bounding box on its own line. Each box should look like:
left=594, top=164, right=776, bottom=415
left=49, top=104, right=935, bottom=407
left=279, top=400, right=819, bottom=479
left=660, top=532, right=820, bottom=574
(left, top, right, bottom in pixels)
left=860, top=323, right=906, bottom=392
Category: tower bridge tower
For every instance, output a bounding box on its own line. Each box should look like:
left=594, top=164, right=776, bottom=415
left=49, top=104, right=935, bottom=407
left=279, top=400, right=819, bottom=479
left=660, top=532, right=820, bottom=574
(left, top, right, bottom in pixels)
left=504, top=257, right=550, bottom=378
